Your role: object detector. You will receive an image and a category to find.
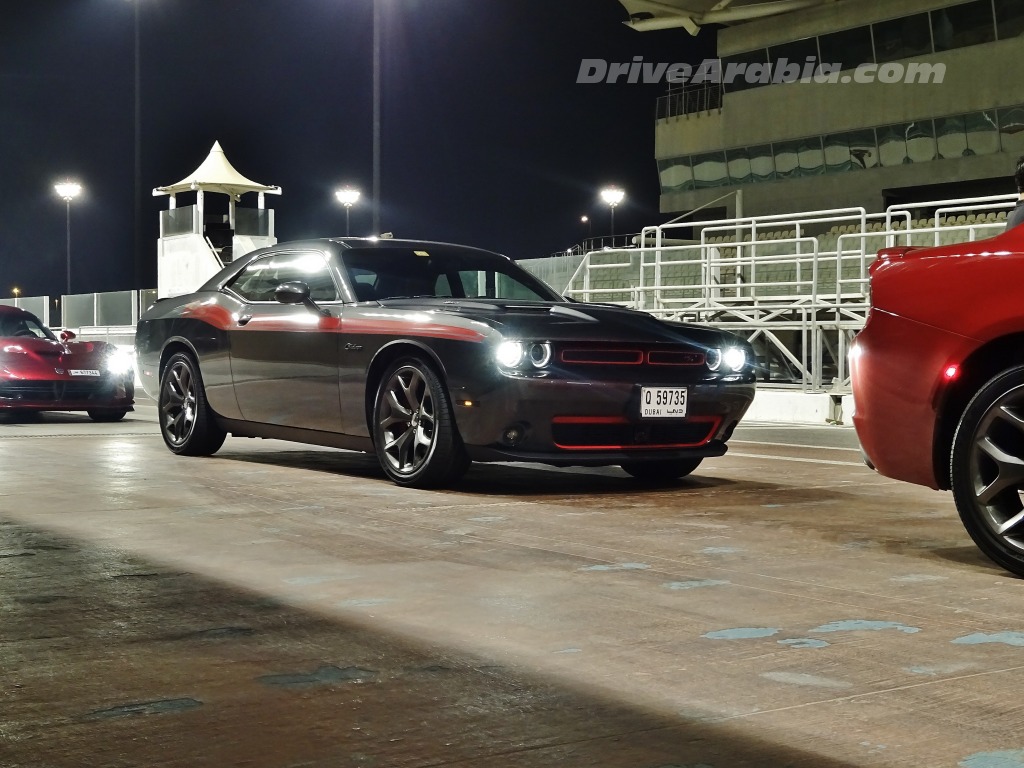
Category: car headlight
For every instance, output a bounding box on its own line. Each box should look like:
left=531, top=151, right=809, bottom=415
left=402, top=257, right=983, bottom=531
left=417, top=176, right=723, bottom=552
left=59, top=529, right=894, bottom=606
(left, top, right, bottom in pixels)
left=723, top=347, right=747, bottom=372
left=496, top=340, right=526, bottom=368
left=105, top=348, right=135, bottom=375
left=706, top=347, right=746, bottom=372
left=706, top=348, right=722, bottom=371
left=497, top=340, right=553, bottom=370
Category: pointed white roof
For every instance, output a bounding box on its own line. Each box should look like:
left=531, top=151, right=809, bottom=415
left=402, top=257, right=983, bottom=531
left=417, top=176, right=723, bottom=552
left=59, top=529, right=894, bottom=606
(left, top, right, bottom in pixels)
left=153, top=141, right=281, bottom=199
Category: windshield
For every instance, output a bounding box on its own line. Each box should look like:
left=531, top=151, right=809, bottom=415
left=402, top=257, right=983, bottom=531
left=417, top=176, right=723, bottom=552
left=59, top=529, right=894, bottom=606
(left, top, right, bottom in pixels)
left=0, top=311, right=55, bottom=340
left=340, top=247, right=562, bottom=303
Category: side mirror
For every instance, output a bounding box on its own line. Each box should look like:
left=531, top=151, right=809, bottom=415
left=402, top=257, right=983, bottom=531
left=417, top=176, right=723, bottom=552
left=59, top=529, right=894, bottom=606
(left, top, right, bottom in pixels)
left=275, top=281, right=330, bottom=317
left=60, top=330, right=77, bottom=342
left=275, top=281, right=310, bottom=305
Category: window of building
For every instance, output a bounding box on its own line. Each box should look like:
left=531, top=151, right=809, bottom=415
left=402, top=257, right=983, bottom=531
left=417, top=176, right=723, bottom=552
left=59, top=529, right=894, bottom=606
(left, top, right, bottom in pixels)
left=658, top=158, right=695, bottom=192
left=749, top=145, right=776, bottom=182
left=936, top=115, right=969, bottom=159
left=824, top=130, right=879, bottom=172
left=726, top=147, right=753, bottom=185
left=876, top=125, right=909, bottom=166
left=996, top=2, right=1024, bottom=39
left=964, top=110, right=1000, bottom=155
left=691, top=152, right=729, bottom=188
left=998, top=106, right=1024, bottom=155
left=873, top=13, right=932, bottom=62
left=932, top=1, right=995, bottom=52
left=768, top=37, right=820, bottom=83
left=774, top=138, right=825, bottom=178
left=906, top=120, right=938, bottom=164
left=818, top=25, right=875, bottom=72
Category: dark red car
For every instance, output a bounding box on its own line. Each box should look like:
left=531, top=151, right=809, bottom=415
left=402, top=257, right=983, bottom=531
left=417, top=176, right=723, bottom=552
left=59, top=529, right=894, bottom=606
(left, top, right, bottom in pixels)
left=0, top=305, right=135, bottom=421
left=852, top=225, right=1024, bottom=576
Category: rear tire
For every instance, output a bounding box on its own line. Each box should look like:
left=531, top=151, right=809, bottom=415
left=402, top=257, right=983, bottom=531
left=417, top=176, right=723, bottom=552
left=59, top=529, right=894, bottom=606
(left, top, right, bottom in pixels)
left=372, top=357, right=469, bottom=488
left=621, top=458, right=703, bottom=482
left=158, top=352, right=226, bottom=456
left=951, top=366, right=1024, bottom=577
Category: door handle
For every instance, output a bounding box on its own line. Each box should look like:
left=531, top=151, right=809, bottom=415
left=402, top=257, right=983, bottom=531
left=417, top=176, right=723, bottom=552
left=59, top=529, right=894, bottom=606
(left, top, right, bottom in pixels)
left=237, top=314, right=252, bottom=326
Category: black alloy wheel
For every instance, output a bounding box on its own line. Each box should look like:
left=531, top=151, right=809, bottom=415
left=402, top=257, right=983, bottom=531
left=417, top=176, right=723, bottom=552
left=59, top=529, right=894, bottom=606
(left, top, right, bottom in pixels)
left=373, top=358, right=469, bottom=487
left=158, top=352, right=226, bottom=456
left=951, top=366, right=1024, bottom=577
left=620, top=457, right=703, bottom=482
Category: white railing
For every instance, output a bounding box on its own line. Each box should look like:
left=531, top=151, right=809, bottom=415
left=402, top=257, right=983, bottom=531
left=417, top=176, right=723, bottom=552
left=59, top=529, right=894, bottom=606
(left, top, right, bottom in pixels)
left=562, top=194, right=1018, bottom=393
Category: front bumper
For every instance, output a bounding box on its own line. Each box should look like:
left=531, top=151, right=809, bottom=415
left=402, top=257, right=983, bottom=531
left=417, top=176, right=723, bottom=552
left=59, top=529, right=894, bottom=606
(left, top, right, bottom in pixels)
left=0, top=375, right=135, bottom=412
left=452, top=374, right=754, bottom=467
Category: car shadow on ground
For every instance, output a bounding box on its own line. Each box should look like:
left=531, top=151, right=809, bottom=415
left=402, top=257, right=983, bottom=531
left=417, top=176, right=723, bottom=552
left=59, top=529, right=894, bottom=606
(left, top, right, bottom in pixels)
left=219, top=447, right=741, bottom=498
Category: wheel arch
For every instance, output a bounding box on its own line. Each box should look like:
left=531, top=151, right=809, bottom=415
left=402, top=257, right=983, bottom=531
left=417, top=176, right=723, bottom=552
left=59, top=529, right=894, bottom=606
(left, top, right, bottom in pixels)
left=158, top=337, right=202, bottom=382
left=364, top=340, right=448, bottom=437
left=933, top=332, right=1024, bottom=490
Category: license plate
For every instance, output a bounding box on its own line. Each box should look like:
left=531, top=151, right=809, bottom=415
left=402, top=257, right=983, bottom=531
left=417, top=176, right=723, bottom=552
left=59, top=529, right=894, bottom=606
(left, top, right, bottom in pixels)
left=640, top=387, right=688, bottom=418
left=69, top=369, right=101, bottom=377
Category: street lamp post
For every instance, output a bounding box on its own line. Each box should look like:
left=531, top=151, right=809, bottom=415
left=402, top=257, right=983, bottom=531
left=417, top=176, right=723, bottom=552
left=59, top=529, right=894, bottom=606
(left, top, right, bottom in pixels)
left=600, top=187, right=625, bottom=241
left=372, top=0, right=381, bottom=236
left=335, top=187, right=361, bottom=236
left=54, top=181, right=82, bottom=296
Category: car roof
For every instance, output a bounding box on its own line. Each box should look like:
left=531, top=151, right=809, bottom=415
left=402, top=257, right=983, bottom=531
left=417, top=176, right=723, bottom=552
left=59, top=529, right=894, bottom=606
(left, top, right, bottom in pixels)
left=0, top=305, right=29, bottom=316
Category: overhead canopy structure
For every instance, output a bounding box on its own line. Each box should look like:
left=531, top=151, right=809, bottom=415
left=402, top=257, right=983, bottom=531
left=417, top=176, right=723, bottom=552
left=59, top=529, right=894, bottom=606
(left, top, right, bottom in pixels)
left=618, top=0, right=835, bottom=35
left=153, top=141, right=281, bottom=201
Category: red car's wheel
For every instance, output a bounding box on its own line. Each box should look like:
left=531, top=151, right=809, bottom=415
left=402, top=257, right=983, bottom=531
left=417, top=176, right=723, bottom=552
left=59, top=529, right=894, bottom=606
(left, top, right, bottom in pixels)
left=372, top=358, right=469, bottom=488
left=158, top=352, right=226, bottom=456
left=951, top=366, right=1024, bottom=577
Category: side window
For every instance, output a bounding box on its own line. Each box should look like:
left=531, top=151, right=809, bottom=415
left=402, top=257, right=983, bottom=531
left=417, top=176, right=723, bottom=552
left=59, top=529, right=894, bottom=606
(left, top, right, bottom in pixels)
left=229, top=252, right=339, bottom=303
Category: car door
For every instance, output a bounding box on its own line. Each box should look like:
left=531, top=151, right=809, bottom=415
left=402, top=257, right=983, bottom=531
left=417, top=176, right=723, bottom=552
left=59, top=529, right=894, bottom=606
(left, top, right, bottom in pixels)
left=225, top=249, right=344, bottom=431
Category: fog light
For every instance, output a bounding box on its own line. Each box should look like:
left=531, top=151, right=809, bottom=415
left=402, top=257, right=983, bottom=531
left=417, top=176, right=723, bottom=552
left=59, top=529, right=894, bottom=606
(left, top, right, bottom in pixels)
left=501, top=425, right=526, bottom=446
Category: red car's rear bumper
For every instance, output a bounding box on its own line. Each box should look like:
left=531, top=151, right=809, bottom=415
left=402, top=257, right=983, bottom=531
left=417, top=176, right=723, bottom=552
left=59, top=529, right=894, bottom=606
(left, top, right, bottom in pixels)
left=851, top=309, right=973, bottom=490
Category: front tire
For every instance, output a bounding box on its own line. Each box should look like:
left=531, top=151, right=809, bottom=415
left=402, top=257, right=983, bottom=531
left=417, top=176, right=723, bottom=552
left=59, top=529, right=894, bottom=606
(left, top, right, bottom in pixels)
left=372, top=358, right=469, bottom=488
left=951, top=366, right=1024, bottom=577
left=158, top=352, right=226, bottom=456
left=621, top=457, right=703, bottom=482
left=88, top=408, right=127, bottom=422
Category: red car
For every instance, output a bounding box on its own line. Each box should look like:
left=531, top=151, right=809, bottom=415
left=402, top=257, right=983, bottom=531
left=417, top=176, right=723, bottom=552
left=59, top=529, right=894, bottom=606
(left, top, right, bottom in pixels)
left=852, top=225, right=1024, bottom=576
left=0, top=305, right=135, bottom=421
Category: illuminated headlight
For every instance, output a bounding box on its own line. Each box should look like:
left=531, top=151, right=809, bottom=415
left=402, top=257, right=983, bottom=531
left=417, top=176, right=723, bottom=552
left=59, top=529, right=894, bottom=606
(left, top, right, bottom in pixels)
left=497, top=340, right=553, bottom=370
left=496, top=340, right=526, bottom=368
left=105, top=348, right=135, bottom=375
left=723, top=347, right=747, bottom=372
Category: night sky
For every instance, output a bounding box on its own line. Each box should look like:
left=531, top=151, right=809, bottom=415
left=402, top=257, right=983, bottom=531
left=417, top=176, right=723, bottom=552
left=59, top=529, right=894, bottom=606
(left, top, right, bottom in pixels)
left=1, top=1, right=714, bottom=298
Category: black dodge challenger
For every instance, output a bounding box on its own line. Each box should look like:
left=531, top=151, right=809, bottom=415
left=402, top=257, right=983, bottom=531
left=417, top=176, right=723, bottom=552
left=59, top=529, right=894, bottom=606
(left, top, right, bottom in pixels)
left=136, top=238, right=756, bottom=487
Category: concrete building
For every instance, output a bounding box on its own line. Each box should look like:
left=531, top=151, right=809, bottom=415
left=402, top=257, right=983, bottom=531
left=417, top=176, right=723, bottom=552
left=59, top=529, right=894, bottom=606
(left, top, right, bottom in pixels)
left=619, top=0, right=1024, bottom=219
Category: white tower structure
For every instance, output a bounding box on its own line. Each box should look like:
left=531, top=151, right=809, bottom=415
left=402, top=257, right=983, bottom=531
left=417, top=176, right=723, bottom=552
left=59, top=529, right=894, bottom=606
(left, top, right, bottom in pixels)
left=152, top=141, right=281, bottom=298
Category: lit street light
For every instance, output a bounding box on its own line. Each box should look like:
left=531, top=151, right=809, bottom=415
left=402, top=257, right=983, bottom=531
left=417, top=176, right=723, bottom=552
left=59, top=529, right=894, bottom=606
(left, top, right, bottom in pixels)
left=335, top=187, right=362, bottom=236
left=54, top=181, right=82, bottom=296
left=581, top=215, right=592, bottom=240
left=600, top=187, right=625, bottom=239
left=12, top=287, right=20, bottom=300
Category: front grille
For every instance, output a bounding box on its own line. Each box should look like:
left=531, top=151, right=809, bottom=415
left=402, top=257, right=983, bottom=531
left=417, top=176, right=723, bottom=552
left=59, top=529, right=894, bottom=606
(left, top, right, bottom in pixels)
left=0, top=379, right=115, bottom=403
left=551, top=417, right=718, bottom=450
left=559, top=344, right=705, bottom=368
